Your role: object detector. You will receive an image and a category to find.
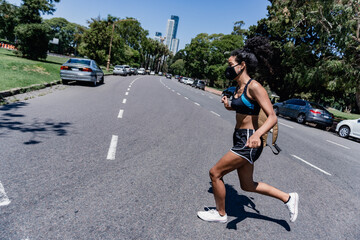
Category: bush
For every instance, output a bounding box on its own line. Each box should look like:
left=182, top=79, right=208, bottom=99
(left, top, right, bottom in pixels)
left=14, top=23, right=52, bottom=60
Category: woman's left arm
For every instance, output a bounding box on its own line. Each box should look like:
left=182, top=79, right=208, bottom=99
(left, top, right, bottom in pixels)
left=246, top=81, right=277, bottom=148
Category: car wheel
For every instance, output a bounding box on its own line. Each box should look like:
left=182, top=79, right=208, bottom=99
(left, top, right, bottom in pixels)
left=62, top=79, right=68, bottom=85
left=297, top=113, right=306, bottom=124
left=100, top=76, right=104, bottom=84
left=274, top=107, right=279, bottom=116
left=338, top=125, right=350, bottom=138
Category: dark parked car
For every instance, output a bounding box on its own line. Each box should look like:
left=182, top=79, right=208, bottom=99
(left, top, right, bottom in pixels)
left=166, top=73, right=172, bottom=79
left=60, top=58, right=104, bottom=86
left=273, top=99, right=333, bottom=128
left=221, top=86, right=237, bottom=100
left=192, top=80, right=206, bottom=90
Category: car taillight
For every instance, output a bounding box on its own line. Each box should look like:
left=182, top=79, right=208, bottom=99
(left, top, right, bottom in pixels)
left=310, top=110, right=321, bottom=114
left=60, top=66, right=70, bottom=70
left=81, top=67, right=92, bottom=72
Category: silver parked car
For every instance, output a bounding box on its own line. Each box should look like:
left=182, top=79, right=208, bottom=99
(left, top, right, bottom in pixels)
left=60, top=58, right=104, bottom=86
left=113, top=65, right=127, bottom=76
left=336, top=118, right=360, bottom=139
left=273, top=99, right=334, bottom=128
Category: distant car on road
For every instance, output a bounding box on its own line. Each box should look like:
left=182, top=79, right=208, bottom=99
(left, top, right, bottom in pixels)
left=137, top=68, right=145, bottom=75
left=158, top=72, right=163, bottom=76
left=273, top=99, right=333, bottom=128
left=166, top=73, right=172, bottom=79
left=113, top=65, right=127, bottom=76
left=60, top=58, right=104, bottom=86
left=336, top=118, right=360, bottom=139
left=192, top=80, right=206, bottom=90
left=221, top=86, right=236, bottom=100
left=150, top=71, right=155, bottom=75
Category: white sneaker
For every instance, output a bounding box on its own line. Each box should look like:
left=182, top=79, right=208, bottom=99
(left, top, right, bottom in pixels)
left=197, top=208, right=227, bottom=223
left=286, top=192, right=299, bottom=222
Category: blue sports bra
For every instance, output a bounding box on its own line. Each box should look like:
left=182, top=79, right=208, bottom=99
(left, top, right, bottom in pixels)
left=231, top=79, right=261, bottom=115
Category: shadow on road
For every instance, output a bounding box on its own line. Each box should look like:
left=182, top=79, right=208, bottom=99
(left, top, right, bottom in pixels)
left=0, top=102, right=72, bottom=144
left=208, top=183, right=290, bottom=231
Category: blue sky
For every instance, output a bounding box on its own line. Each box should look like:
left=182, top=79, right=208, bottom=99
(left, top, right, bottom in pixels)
left=7, top=0, right=270, bottom=50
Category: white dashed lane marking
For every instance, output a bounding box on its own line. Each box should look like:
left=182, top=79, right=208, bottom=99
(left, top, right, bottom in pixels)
left=211, top=111, right=220, bottom=117
left=107, top=135, right=118, bottom=160
left=291, top=155, right=331, bottom=176
left=194, top=102, right=200, bottom=106
left=125, top=92, right=129, bottom=96
left=326, top=140, right=350, bottom=150
left=122, top=99, right=127, bottom=104
left=279, top=122, right=294, bottom=129
left=118, top=109, right=124, bottom=118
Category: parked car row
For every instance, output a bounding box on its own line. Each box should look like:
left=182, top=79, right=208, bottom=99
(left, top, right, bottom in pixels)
left=113, top=65, right=141, bottom=76
left=178, top=76, right=205, bottom=90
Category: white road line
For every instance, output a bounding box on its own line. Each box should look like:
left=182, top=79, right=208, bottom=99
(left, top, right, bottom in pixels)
left=118, top=109, right=124, bottom=118
left=279, top=122, right=294, bottom=129
left=122, top=99, right=127, bottom=104
left=107, top=135, right=118, bottom=160
left=125, top=92, right=129, bottom=95
left=184, top=97, right=189, bottom=100
left=194, top=102, right=200, bottom=106
left=291, top=155, right=331, bottom=176
left=326, top=140, right=350, bottom=150
left=177, top=93, right=181, bottom=95
left=172, top=90, right=175, bottom=92
left=127, top=88, right=130, bottom=91
left=211, top=111, right=220, bottom=117
left=0, top=182, right=11, bottom=207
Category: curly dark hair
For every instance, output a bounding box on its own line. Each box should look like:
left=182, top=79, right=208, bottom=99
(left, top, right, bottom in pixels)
left=230, top=36, right=273, bottom=75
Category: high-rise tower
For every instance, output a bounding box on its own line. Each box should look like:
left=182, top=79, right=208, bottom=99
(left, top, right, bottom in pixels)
left=165, top=15, right=180, bottom=55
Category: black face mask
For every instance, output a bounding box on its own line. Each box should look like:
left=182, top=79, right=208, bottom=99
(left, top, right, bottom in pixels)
left=225, top=64, right=241, bottom=80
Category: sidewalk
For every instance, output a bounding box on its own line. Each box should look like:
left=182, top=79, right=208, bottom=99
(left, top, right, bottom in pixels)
left=205, top=86, right=222, bottom=96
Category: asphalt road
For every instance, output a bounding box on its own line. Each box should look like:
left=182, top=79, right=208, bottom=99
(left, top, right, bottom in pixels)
left=0, top=75, right=359, bottom=239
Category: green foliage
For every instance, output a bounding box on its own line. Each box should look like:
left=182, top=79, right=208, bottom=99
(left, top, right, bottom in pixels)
left=44, top=17, right=85, bottom=55
left=14, top=23, right=52, bottom=60
left=18, top=0, right=60, bottom=24
left=170, top=59, right=185, bottom=76
left=78, top=16, right=117, bottom=65
left=183, top=32, right=244, bottom=87
left=0, top=0, right=19, bottom=42
left=248, top=0, right=360, bottom=112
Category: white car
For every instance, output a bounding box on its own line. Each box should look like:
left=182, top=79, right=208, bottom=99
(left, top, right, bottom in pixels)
left=150, top=71, right=155, bottom=75
left=335, top=118, right=360, bottom=139
left=137, top=68, right=145, bottom=75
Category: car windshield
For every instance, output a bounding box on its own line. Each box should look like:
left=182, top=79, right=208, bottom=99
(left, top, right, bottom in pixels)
left=310, top=102, right=326, bottom=110
left=67, top=59, right=91, bottom=65
left=199, top=81, right=204, bottom=84
left=115, top=65, right=122, bottom=68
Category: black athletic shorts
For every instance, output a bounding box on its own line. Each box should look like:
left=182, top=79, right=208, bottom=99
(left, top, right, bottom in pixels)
left=230, top=129, right=263, bottom=164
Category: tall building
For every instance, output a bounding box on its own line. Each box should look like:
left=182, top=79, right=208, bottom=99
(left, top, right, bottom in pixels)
left=164, top=15, right=180, bottom=55
left=154, top=32, right=163, bottom=43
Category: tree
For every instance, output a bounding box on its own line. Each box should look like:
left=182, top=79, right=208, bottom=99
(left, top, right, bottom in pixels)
left=14, top=23, right=52, bottom=59
left=45, top=17, right=84, bottom=55
left=170, top=59, right=186, bottom=76
left=18, top=0, right=60, bottom=24
left=183, top=32, right=243, bottom=87
left=247, top=0, right=360, bottom=112
left=0, top=0, right=19, bottom=42
left=78, top=16, right=119, bottom=65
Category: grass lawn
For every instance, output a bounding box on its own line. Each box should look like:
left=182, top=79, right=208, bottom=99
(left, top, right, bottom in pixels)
left=0, top=48, right=112, bottom=92
left=328, top=108, right=360, bottom=121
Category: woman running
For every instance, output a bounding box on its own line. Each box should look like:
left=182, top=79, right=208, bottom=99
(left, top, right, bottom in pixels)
left=197, top=36, right=299, bottom=223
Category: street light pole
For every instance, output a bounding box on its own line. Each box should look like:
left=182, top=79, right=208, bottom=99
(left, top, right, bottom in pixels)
left=106, top=22, right=115, bottom=71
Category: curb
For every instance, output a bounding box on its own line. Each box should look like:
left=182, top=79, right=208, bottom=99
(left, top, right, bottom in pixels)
left=205, top=86, right=222, bottom=96
left=0, top=80, right=62, bottom=99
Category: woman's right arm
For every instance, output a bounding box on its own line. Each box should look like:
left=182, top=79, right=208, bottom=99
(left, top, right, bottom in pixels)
left=222, top=96, right=234, bottom=111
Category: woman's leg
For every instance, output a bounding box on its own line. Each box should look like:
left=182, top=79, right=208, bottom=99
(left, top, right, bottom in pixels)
left=236, top=163, right=289, bottom=203
left=209, top=151, right=250, bottom=216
